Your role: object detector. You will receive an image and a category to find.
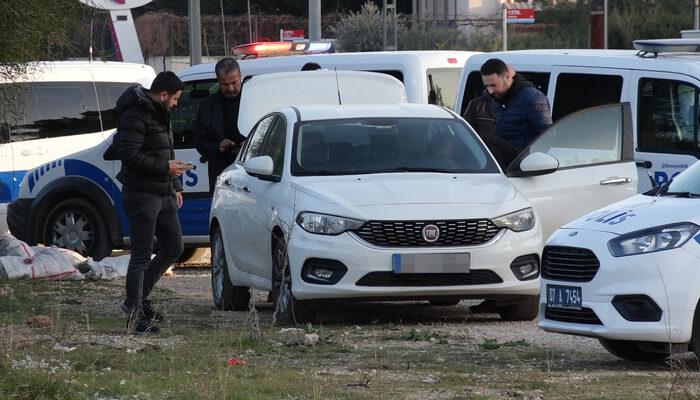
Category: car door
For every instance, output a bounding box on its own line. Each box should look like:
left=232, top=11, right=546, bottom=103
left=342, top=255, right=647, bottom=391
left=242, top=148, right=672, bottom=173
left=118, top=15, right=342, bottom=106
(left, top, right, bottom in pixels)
left=243, top=115, right=289, bottom=280
left=631, top=71, right=700, bottom=190
left=226, top=114, right=276, bottom=274
left=508, top=103, right=637, bottom=239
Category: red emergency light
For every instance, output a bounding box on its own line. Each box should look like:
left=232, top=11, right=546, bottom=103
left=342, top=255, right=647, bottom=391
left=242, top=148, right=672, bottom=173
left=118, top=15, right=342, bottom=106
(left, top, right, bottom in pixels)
left=232, top=42, right=293, bottom=58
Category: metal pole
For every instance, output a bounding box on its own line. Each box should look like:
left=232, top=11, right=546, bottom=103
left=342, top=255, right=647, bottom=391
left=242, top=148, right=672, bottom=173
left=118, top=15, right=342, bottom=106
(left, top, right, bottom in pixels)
left=247, top=0, right=253, bottom=42
left=309, top=0, right=321, bottom=41
left=695, top=0, right=700, bottom=30
left=219, top=0, right=228, bottom=56
left=382, top=0, right=387, bottom=50
left=604, top=0, right=608, bottom=49
left=188, top=0, right=202, bottom=66
left=503, top=7, right=507, bottom=51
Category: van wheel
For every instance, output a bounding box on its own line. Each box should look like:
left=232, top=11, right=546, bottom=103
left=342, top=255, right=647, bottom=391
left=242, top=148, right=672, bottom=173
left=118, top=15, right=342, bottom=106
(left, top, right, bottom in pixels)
left=42, top=198, right=111, bottom=261
left=497, top=295, right=539, bottom=321
left=271, top=239, right=316, bottom=326
left=690, top=300, right=700, bottom=360
left=598, top=339, right=670, bottom=362
left=210, top=227, right=249, bottom=311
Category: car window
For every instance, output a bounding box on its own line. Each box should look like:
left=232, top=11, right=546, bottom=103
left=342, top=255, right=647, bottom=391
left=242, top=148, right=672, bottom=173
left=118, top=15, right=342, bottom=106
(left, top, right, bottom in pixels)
left=461, top=70, right=550, bottom=116
left=552, top=73, right=623, bottom=121
left=637, top=78, right=699, bottom=156
left=242, top=115, right=275, bottom=163
left=95, top=83, right=137, bottom=131
left=8, top=82, right=102, bottom=142
left=427, top=68, right=462, bottom=110
left=667, top=157, right=700, bottom=195
left=171, top=79, right=218, bottom=149
left=527, top=104, right=623, bottom=168
left=259, top=117, right=286, bottom=176
left=291, top=117, right=499, bottom=176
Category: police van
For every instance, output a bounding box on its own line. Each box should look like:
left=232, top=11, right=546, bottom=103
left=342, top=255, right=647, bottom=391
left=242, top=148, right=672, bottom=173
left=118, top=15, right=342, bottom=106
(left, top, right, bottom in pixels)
left=456, top=40, right=700, bottom=192
left=0, top=62, right=156, bottom=234
left=8, top=51, right=476, bottom=259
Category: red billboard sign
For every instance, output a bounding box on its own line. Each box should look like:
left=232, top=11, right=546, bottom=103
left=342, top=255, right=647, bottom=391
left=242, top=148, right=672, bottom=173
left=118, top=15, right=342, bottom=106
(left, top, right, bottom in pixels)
left=280, top=29, right=305, bottom=42
left=506, top=8, right=535, bottom=24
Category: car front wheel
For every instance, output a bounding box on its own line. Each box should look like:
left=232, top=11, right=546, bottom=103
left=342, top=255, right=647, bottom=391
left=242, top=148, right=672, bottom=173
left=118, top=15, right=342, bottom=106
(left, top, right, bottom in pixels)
left=271, top=238, right=316, bottom=326
left=210, top=227, right=250, bottom=311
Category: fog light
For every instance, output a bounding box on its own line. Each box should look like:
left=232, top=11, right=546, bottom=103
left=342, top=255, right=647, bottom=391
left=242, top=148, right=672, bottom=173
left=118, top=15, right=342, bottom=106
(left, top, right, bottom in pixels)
left=312, top=268, right=334, bottom=280
left=301, top=258, right=348, bottom=285
left=510, top=254, right=540, bottom=281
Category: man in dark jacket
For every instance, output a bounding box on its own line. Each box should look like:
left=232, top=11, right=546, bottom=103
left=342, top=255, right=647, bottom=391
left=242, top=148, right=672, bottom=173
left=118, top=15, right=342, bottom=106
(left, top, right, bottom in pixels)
left=475, top=59, right=552, bottom=151
left=116, top=71, right=187, bottom=335
left=195, top=57, right=245, bottom=193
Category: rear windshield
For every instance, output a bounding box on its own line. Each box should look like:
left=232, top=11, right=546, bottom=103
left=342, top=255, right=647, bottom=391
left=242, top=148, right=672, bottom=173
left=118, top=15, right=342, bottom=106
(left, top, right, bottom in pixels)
left=427, top=68, right=462, bottom=110
left=291, top=117, right=499, bottom=176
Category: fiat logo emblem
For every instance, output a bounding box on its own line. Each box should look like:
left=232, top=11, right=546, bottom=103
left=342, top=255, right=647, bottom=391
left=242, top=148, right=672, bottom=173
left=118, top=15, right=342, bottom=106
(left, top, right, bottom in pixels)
left=422, top=224, right=440, bottom=243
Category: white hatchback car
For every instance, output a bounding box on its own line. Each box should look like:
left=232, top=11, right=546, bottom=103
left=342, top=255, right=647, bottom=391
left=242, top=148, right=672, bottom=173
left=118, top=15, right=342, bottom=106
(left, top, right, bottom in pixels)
left=210, top=71, right=637, bottom=324
left=539, top=161, right=700, bottom=361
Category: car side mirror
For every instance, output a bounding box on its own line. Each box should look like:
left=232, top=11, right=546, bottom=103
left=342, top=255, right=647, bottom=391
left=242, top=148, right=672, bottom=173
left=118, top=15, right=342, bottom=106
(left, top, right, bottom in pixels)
left=243, top=156, right=277, bottom=181
left=518, top=152, right=559, bottom=177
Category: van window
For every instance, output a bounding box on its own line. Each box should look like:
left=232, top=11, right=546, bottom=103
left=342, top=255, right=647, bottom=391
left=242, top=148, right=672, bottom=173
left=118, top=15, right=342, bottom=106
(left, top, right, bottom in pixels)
left=461, top=70, right=550, bottom=115
left=367, top=70, right=404, bottom=83
left=552, top=73, right=623, bottom=121
left=171, top=79, right=218, bottom=148
left=637, top=78, right=699, bottom=156
left=9, top=82, right=102, bottom=142
left=427, top=68, right=461, bottom=109
left=96, top=83, right=135, bottom=131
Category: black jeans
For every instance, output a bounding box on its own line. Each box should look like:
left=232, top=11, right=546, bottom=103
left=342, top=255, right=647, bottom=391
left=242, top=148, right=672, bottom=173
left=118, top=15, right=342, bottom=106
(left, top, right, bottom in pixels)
left=122, top=187, right=183, bottom=313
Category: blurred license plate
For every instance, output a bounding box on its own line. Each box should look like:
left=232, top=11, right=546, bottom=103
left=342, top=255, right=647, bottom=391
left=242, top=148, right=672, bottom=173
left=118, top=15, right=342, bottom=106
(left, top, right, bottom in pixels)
left=546, top=284, right=582, bottom=310
left=391, top=253, right=469, bottom=274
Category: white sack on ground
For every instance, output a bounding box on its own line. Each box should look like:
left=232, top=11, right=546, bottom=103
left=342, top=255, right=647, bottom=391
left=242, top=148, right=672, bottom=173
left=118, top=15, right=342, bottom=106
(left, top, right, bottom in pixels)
left=0, top=247, right=83, bottom=280
left=0, top=233, right=34, bottom=258
left=82, top=255, right=130, bottom=280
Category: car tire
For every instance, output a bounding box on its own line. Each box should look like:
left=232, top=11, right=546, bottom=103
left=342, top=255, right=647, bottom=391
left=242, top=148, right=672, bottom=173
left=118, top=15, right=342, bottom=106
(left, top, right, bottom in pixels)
left=690, top=301, right=700, bottom=360
left=497, top=295, right=539, bottom=321
left=271, top=238, right=316, bottom=326
left=429, top=299, right=461, bottom=307
left=210, top=227, right=250, bottom=311
left=41, top=198, right=112, bottom=261
left=598, top=339, right=670, bottom=362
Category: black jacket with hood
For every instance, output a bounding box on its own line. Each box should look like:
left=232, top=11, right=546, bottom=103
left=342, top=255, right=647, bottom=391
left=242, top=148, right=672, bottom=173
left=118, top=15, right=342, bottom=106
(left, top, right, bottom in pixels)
left=113, top=85, right=182, bottom=195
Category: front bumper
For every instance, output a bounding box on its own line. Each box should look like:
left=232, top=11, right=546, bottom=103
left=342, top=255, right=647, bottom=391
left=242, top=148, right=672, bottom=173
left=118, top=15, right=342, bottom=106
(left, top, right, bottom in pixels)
left=7, top=198, right=33, bottom=241
left=538, top=228, right=700, bottom=344
left=287, top=226, right=542, bottom=301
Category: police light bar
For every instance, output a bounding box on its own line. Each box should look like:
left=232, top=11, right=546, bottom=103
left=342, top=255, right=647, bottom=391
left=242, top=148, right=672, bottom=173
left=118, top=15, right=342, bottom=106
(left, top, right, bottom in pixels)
left=232, top=41, right=335, bottom=58
left=633, top=38, right=700, bottom=57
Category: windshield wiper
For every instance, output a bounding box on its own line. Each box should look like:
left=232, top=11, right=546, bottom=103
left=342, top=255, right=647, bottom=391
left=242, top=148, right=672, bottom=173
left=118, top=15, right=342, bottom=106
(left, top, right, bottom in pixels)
left=663, top=191, right=700, bottom=198
left=655, top=178, right=675, bottom=197
left=375, top=167, right=459, bottom=173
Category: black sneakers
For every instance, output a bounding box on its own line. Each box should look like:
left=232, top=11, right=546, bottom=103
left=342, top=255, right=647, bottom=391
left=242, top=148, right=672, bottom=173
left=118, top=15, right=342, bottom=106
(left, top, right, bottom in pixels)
left=142, top=300, right=164, bottom=322
left=127, top=317, right=161, bottom=335
left=122, top=301, right=163, bottom=335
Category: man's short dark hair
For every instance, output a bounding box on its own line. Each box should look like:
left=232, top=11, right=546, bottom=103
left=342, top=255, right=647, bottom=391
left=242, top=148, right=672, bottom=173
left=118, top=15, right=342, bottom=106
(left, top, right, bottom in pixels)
left=215, top=57, right=241, bottom=77
left=150, top=71, right=184, bottom=95
left=301, top=62, right=321, bottom=71
left=480, top=58, right=508, bottom=76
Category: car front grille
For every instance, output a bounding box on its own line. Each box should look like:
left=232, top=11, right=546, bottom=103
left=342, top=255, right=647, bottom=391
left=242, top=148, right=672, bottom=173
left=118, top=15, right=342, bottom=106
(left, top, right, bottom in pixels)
left=355, top=270, right=503, bottom=287
left=353, top=219, right=501, bottom=247
left=541, top=246, right=600, bottom=283
left=545, top=306, right=603, bottom=325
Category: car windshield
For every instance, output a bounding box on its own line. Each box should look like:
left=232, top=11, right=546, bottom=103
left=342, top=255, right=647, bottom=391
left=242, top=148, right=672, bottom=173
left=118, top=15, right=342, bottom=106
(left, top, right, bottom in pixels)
left=291, top=117, right=499, bottom=176
left=662, top=161, right=700, bottom=197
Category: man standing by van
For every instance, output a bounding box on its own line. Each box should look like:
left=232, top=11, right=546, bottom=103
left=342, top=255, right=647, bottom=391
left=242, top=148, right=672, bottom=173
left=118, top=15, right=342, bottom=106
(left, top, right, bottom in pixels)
left=195, top=58, right=245, bottom=193
left=116, top=71, right=187, bottom=335
left=473, top=58, right=552, bottom=151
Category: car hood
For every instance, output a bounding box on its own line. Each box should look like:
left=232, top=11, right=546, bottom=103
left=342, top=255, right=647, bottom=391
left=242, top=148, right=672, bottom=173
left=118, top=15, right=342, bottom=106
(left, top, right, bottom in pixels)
left=562, top=194, right=700, bottom=235
left=292, top=173, right=516, bottom=207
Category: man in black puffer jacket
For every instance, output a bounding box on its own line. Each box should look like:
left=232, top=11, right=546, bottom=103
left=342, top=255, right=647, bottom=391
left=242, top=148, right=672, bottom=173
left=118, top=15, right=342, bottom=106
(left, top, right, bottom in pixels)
left=115, top=71, right=188, bottom=335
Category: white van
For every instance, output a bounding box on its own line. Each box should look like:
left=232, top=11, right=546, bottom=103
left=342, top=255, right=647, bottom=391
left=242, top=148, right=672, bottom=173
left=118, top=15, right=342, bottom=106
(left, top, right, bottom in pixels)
left=456, top=43, right=700, bottom=192
left=8, top=51, right=475, bottom=259
left=0, top=62, right=156, bottom=231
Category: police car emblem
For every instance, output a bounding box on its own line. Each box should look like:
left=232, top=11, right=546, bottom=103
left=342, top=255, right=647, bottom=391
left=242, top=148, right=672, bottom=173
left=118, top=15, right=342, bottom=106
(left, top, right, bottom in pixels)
left=422, top=225, right=440, bottom=243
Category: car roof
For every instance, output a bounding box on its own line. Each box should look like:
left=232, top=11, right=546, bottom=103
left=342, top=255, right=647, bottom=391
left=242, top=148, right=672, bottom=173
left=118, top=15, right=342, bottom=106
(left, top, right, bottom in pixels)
left=466, top=49, right=700, bottom=76
left=2, top=61, right=156, bottom=84
left=179, top=50, right=476, bottom=79
left=291, top=103, right=455, bottom=122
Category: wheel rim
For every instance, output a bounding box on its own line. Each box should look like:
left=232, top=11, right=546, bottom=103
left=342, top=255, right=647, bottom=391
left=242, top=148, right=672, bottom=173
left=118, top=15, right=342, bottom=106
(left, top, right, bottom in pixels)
left=50, top=210, right=94, bottom=256
left=211, top=231, right=224, bottom=305
left=273, top=243, right=293, bottom=320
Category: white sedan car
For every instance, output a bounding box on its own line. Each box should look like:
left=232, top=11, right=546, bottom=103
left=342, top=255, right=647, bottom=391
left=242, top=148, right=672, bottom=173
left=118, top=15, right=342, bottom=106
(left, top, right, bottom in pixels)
left=209, top=71, right=636, bottom=324
left=539, top=161, right=700, bottom=361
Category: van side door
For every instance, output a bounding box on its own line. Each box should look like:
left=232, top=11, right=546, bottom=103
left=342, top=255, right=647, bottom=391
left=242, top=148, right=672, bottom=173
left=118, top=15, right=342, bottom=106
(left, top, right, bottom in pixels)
left=631, top=71, right=700, bottom=190
left=507, top=103, right=637, bottom=239
left=549, top=67, right=630, bottom=122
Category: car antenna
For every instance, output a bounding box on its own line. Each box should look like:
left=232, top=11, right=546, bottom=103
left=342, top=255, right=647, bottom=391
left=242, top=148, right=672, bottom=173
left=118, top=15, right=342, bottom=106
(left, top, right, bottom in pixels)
left=334, top=67, right=342, bottom=105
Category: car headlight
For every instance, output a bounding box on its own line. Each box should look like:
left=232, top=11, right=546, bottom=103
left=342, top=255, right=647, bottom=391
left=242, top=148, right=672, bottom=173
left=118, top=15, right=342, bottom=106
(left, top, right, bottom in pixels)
left=608, top=223, right=699, bottom=257
left=492, top=208, right=535, bottom=232
left=296, top=212, right=365, bottom=235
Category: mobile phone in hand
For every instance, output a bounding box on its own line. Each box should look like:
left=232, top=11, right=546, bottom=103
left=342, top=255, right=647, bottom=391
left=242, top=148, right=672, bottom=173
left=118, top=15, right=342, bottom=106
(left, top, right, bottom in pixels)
left=184, top=162, right=194, bottom=170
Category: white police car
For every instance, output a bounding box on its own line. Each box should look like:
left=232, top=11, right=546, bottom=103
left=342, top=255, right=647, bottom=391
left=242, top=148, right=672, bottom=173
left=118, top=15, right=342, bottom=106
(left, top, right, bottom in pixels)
left=539, top=161, right=700, bottom=361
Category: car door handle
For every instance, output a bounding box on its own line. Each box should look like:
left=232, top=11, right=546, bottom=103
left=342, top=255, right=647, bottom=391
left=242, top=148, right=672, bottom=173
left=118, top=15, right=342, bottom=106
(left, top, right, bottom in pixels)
left=600, top=177, right=632, bottom=186
left=242, top=186, right=250, bottom=193
left=222, top=178, right=231, bottom=186
left=20, top=148, right=47, bottom=156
